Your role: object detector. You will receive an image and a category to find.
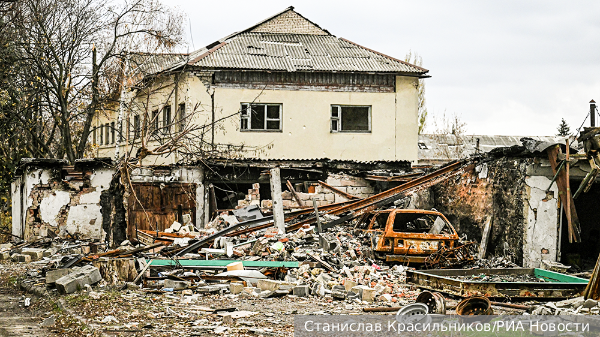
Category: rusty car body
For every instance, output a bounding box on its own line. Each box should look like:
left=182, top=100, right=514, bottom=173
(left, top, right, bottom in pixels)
left=360, top=209, right=464, bottom=264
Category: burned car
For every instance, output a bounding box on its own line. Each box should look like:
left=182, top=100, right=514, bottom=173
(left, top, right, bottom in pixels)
left=359, top=209, right=476, bottom=266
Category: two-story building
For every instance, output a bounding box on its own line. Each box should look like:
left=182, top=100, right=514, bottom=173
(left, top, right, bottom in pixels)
left=92, top=6, right=429, bottom=164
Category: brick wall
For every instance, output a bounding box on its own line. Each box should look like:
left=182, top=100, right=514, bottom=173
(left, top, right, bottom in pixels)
left=251, top=11, right=328, bottom=35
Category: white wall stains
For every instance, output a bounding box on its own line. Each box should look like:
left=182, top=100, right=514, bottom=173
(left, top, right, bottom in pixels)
left=523, top=175, right=559, bottom=268
left=64, top=204, right=103, bottom=239
left=39, top=190, right=70, bottom=228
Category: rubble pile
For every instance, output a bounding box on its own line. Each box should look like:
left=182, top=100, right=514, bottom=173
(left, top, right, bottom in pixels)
left=532, top=297, right=600, bottom=315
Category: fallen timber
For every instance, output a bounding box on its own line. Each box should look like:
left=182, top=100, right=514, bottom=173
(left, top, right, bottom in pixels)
left=175, top=161, right=464, bottom=256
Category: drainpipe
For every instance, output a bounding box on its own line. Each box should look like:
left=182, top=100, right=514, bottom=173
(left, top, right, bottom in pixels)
left=211, top=90, right=215, bottom=151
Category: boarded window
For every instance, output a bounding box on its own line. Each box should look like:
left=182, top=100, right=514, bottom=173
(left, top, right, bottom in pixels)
left=331, top=105, right=371, bottom=132
left=240, top=103, right=282, bottom=131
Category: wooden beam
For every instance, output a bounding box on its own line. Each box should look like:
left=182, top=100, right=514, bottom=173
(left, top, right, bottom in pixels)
left=317, top=180, right=360, bottom=200
left=547, top=145, right=581, bottom=243
left=286, top=180, right=304, bottom=207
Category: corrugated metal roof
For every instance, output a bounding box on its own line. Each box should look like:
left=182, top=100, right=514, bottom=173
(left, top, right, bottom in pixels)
left=185, top=33, right=426, bottom=74
left=128, top=53, right=188, bottom=79
left=418, top=134, right=572, bottom=164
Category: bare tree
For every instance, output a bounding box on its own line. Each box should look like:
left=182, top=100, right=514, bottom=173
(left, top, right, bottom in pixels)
left=428, top=111, right=469, bottom=161
left=4, top=0, right=184, bottom=163
left=405, top=51, right=427, bottom=134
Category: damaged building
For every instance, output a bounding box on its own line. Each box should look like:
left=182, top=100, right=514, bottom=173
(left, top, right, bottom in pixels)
left=9, top=6, right=600, bottom=277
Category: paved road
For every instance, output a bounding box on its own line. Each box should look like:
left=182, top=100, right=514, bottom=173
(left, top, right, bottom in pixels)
left=0, top=289, right=47, bottom=337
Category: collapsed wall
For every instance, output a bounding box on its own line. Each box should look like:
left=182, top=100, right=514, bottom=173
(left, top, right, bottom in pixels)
left=11, top=159, right=114, bottom=242
left=412, top=153, right=561, bottom=268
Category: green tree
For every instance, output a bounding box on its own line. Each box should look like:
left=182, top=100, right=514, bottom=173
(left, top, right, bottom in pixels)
left=557, top=118, right=570, bottom=136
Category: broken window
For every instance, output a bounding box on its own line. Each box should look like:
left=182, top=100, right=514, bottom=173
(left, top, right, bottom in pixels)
left=418, top=142, right=428, bottom=149
left=105, top=123, right=110, bottom=145
left=151, top=109, right=159, bottom=135
left=392, top=213, right=453, bottom=235
left=240, top=103, right=282, bottom=131
left=163, top=105, right=171, bottom=133
left=330, top=105, right=371, bottom=132
left=178, top=103, right=186, bottom=131
left=92, top=128, right=97, bottom=146
left=111, top=122, right=115, bottom=144
left=133, top=115, right=141, bottom=139
left=99, top=124, right=103, bottom=144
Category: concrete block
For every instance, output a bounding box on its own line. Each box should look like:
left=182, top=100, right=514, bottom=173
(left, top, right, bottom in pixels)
left=293, top=285, right=309, bottom=297
left=243, top=287, right=259, bottom=295
left=79, top=265, right=102, bottom=284
left=257, top=279, right=281, bottom=292
left=344, top=279, right=357, bottom=292
left=230, top=283, right=244, bottom=295
left=11, top=254, right=31, bottom=263
left=362, top=287, right=377, bottom=302
left=196, top=285, right=220, bottom=293
left=379, top=294, right=393, bottom=302
left=164, top=279, right=189, bottom=290
left=0, top=252, right=10, bottom=260
left=46, top=269, right=71, bottom=284
left=583, top=299, right=598, bottom=308
left=56, top=274, right=85, bottom=294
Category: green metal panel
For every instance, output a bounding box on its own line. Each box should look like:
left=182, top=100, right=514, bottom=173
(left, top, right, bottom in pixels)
left=533, top=268, right=588, bottom=284
left=148, top=259, right=299, bottom=268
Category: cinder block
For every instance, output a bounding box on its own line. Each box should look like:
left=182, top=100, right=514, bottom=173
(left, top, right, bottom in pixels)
left=55, top=265, right=102, bottom=294
left=11, top=254, right=31, bottom=263
left=293, top=285, right=309, bottom=297
left=257, top=279, right=281, bottom=292
left=79, top=265, right=102, bottom=284
left=344, top=279, right=357, bottom=292
left=46, top=269, right=71, bottom=284
left=0, top=252, right=10, bottom=260
left=362, top=287, right=377, bottom=302
left=230, top=283, right=244, bottom=294
left=164, top=279, right=189, bottom=290
left=21, top=248, right=44, bottom=261
left=257, top=279, right=295, bottom=292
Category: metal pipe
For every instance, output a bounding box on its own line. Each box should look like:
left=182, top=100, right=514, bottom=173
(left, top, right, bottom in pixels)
left=591, top=100, right=596, bottom=127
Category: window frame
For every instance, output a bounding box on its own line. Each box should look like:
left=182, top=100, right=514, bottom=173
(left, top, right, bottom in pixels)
left=240, top=103, right=283, bottom=132
left=330, top=105, right=372, bottom=133
left=162, top=105, right=171, bottom=134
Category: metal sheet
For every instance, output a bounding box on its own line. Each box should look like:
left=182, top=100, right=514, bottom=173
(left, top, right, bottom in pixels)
left=406, top=268, right=588, bottom=300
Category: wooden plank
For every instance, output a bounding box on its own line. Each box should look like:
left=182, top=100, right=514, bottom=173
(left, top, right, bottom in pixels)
left=317, top=180, right=359, bottom=200
left=547, top=145, right=581, bottom=243
left=286, top=180, right=304, bottom=207
left=477, top=218, right=492, bottom=259
left=566, top=139, right=573, bottom=242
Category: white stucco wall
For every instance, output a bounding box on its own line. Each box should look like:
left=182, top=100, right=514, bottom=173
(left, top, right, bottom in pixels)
left=523, top=175, right=559, bottom=268
left=39, top=190, right=70, bottom=228
left=95, top=72, right=420, bottom=163
left=11, top=178, right=22, bottom=240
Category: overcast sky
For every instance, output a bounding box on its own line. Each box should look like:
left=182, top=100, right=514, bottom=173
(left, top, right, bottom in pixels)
left=168, top=0, right=600, bottom=136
